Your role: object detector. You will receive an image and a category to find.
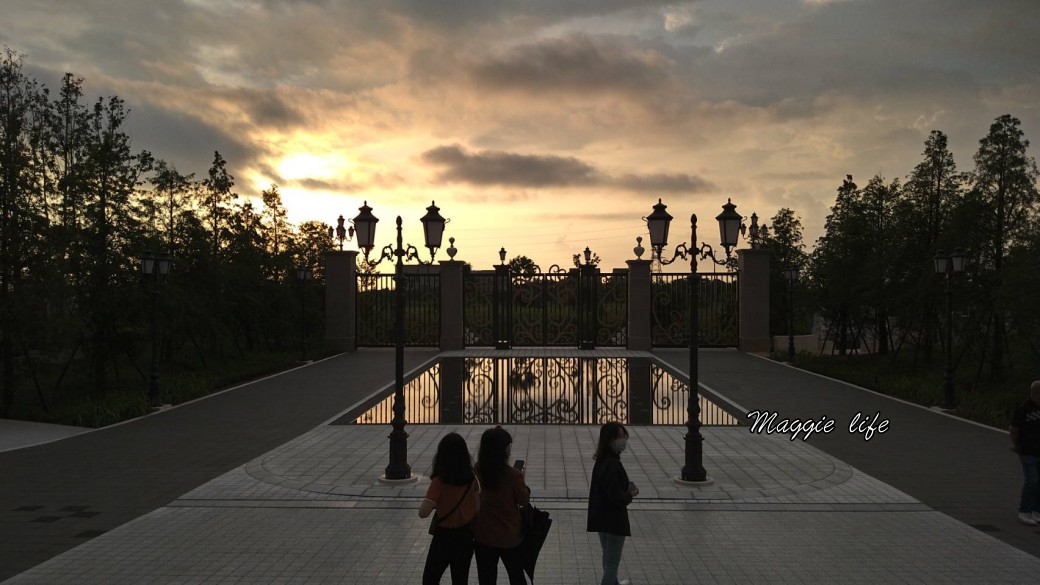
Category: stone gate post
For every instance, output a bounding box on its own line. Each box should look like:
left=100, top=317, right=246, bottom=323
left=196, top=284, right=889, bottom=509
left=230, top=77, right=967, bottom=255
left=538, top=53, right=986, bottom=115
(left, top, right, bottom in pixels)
left=737, top=248, right=771, bottom=354
left=626, top=259, right=652, bottom=351
left=439, top=260, right=465, bottom=351
left=324, top=250, right=358, bottom=352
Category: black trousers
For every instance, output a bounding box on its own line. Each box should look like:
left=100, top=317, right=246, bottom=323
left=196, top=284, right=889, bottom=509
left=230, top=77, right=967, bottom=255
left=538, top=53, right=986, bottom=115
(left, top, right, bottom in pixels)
left=423, top=524, right=475, bottom=585
left=474, top=540, right=526, bottom=585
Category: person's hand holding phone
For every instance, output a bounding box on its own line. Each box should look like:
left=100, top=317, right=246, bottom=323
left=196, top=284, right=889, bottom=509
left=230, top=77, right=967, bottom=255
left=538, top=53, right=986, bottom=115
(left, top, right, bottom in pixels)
left=628, top=481, right=639, bottom=497
left=514, top=459, right=526, bottom=476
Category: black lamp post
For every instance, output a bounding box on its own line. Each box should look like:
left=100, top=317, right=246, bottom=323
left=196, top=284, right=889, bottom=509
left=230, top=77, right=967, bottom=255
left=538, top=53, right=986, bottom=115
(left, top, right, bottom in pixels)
left=494, top=247, right=511, bottom=349
left=296, top=267, right=312, bottom=361
left=784, top=265, right=800, bottom=362
left=645, top=198, right=746, bottom=483
left=579, top=246, right=597, bottom=350
left=934, top=247, right=966, bottom=409
left=139, top=251, right=172, bottom=407
left=353, top=200, right=447, bottom=481
left=327, top=215, right=354, bottom=250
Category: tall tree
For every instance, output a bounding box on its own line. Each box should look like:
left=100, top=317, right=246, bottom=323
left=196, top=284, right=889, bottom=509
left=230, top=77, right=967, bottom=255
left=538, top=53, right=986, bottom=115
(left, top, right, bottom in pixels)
left=261, top=184, right=291, bottom=281
left=149, top=159, right=194, bottom=255
left=899, top=130, right=964, bottom=361
left=0, top=50, right=42, bottom=414
left=202, top=151, right=236, bottom=259
left=760, top=208, right=808, bottom=336
left=969, top=114, right=1040, bottom=379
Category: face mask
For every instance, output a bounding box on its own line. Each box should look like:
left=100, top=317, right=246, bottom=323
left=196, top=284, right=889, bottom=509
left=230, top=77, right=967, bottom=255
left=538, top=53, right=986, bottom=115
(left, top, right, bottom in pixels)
left=611, top=438, right=627, bottom=454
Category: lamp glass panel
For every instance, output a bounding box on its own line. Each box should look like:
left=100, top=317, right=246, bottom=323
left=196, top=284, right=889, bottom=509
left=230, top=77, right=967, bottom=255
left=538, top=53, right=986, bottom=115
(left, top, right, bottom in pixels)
left=951, top=250, right=966, bottom=273
left=142, top=257, right=155, bottom=274
left=933, top=255, right=948, bottom=274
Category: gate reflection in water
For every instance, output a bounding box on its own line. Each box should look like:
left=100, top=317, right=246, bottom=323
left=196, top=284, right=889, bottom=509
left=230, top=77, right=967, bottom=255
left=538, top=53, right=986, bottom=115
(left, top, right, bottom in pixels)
left=354, top=357, right=740, bottom=426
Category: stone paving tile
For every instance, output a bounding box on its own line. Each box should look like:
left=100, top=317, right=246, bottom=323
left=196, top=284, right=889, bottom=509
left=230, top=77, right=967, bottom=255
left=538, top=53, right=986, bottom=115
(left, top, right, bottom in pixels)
left=7, top=506, right=1040, bottom=584
left=189, top=425, right=916, bottom=508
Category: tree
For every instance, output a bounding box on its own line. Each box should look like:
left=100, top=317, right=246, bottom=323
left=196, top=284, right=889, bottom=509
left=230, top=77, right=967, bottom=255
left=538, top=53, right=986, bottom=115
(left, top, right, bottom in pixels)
left=969, top=114, right=1040, bottom=379
left=261, top=184, right=292, bottom=281
left=202, top=151, right=236, bottom=259
left=898, top=130, right=964, bottom=362
left=0, top=50, right=45, bottom=414
left=759, top=208, right=808, bottom=337
left=809, top=175, right=874, bottom=354
left=79, top=95, right=153, bottom=394
left=508, top=255, right=539, bottom=277
left=149, top=159, right=194, bottom=255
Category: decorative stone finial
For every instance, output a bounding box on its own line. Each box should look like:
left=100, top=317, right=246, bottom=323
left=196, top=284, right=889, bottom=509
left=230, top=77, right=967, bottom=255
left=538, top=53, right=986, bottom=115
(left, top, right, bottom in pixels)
left=634, top=236, right=645, bottom=260
left=447, top=237, right=457, bottom=260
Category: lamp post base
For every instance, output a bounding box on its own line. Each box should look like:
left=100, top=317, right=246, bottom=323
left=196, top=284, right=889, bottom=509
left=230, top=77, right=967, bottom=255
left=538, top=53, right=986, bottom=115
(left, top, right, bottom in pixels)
left=673, top=476, right=714, bottom=487
left=378, top=474, right=419, bottom=485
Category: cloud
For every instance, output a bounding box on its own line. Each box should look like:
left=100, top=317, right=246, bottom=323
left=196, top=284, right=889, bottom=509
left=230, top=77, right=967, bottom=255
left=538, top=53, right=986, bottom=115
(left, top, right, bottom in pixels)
left=422, top=144, right=598, bottom=187
left=421, top=144, right=712, bottom=193
left=468, top=33, right=672, bottom=95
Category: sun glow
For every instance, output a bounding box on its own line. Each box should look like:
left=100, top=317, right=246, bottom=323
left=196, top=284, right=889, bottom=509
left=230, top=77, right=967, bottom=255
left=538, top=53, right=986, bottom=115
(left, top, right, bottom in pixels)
left=276, top=152, right=348, bottom=181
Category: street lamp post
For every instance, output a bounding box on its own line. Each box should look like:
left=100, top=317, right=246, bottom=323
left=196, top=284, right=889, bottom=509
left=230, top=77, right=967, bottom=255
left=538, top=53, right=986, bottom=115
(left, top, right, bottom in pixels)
left=494, top=247, right=511, bottom=350
left=645, top=198, right=745, bottom=484
left=353, top=201, right=447, bottom=481
left=579, top=246, right=596, bottom=350
left=296, top=267, right=312, bottom=361
left=784, top=266, right=800, bottom=362
left=138, top=251, right=172, bottom=407
left=327, top=215, right=354, bottom=251
left=934, top=248, right=966, bottom=409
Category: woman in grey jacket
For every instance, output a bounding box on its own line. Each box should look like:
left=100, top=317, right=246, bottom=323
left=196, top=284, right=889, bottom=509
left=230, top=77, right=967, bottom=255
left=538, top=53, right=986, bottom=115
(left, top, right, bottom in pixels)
left=587, top=422, right=637, bottom=585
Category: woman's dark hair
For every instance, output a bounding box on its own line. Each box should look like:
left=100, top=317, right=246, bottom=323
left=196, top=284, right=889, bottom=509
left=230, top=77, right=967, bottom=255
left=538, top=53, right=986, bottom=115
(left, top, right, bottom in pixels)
left=431, top=432, right=474, bottom=486
left=476, top=426, right=512, bottom=491
left=594, top=421, right=628, bottom=460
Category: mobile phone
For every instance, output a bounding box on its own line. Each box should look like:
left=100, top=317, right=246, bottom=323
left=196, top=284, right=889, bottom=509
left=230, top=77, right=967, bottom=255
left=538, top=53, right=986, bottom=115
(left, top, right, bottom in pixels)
left=513, top=459, right=525, bottom=470
left=627, top=482, right=636, bottom=492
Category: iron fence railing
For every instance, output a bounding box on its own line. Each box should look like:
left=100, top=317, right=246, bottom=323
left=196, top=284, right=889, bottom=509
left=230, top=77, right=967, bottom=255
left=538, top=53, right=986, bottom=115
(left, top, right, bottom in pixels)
left=651, top=272, right=738, bottom=347
left=356, top=272, right=440, bottom=346
left=354, top=357, right=741, bottom=426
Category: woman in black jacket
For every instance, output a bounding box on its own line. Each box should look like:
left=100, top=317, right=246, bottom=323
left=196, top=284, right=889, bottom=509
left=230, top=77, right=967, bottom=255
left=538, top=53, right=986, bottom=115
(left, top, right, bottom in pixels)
left=587, top=422, right=637, bottom=585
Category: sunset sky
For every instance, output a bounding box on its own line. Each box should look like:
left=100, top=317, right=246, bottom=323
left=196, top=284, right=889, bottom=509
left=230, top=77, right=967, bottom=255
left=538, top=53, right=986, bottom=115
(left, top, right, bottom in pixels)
left=3, top=0, right=1038, bottom=270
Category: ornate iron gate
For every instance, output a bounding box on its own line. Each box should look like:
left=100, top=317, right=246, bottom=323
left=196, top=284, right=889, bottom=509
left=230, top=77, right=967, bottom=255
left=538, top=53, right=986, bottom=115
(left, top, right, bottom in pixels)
left=463, top=269, right=627, bottom=347
left=356, top=272, right=440, bottom=346
left=651, top=272, right=738, bottom=347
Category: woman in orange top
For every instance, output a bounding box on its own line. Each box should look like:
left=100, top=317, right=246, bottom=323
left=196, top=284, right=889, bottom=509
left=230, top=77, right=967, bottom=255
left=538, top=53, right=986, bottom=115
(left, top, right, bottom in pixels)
left=473, top=426, right=530, bottom=585
left=419, top=432, right=481, bottom=585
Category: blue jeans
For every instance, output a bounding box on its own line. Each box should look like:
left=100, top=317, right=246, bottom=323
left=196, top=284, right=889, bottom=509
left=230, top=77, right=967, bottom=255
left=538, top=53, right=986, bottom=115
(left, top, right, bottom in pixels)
left=1019, top=454, right=1040, bottom=513
left=598, top=532, right=626, bottom=585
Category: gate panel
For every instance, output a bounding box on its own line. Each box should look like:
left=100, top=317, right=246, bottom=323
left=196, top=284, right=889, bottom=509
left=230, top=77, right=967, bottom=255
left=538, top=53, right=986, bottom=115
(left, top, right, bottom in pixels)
left=651, top=272, right=738, bottom=347
left=356, top=272, right=440, bottom=346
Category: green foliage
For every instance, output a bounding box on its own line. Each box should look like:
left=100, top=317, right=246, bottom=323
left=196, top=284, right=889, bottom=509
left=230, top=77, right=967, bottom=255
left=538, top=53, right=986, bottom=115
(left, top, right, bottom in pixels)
left=0, top=51, right=338, bottom=422
left=790, top=351, right=1037, bottom=430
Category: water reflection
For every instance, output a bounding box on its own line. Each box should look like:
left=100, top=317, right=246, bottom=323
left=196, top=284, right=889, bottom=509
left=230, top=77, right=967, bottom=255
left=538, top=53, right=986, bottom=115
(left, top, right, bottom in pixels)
left=354, top=357, right=740, bottom=426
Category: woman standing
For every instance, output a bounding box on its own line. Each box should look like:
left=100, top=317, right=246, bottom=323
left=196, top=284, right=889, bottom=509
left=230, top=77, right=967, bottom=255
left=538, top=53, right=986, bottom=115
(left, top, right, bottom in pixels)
left=587, top=422, right=637, bottom=585
left=419, top=432, right=481, bottom=585
left=473, top=426, right=530, bottom=585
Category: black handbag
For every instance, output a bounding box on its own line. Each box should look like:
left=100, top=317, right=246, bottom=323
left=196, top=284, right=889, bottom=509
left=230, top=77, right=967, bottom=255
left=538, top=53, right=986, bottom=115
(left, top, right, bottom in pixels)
left=428, top=479, right=473, bottom=536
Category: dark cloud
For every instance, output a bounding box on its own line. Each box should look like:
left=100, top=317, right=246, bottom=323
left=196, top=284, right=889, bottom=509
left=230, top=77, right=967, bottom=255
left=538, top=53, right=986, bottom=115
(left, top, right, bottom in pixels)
left=469, top=33, right=671, bottom=95
left=423, top=144, right=598, bottom=187
left=422, top=144, right=711, bottom=194
left=615, top=172, right=714, bottom=193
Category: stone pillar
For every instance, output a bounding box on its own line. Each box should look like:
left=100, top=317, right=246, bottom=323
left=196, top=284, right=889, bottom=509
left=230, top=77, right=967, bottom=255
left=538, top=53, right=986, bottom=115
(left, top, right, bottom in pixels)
left=439, top=260, right=465, bottom=350
left=324, top=250, right=358, bottom=352
left=628, top=357, right=653, bottom=425
left=440, top=358, right=465, bottom=424
left=737, top=248, right=771, bottom=354
left=626, top=260, right=652, bottom=351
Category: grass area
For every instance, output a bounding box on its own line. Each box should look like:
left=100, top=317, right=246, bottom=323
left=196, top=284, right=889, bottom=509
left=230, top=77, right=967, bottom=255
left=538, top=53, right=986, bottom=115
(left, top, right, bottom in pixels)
left=783, top=349, right=1040, bottom=430
left=8, top=341, right=341, bottom=428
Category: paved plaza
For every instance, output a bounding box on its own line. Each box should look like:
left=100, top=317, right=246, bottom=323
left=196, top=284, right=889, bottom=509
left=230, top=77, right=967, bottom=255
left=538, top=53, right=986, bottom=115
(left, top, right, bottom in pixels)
left=2, top=348, right=1040, bottom=583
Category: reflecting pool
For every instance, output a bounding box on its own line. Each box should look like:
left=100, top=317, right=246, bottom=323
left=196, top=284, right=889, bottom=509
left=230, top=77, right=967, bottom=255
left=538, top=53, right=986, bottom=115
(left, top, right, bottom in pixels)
left=350, top=357, right=741, bottom=426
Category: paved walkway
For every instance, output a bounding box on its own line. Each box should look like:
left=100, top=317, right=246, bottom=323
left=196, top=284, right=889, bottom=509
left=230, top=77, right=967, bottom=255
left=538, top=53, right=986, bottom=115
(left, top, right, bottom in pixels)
left=655, top=348, right=1040, bottom=558
left=0, top=349, right=438, bottom=582
left=2, top=348, right=1039, bottom=583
